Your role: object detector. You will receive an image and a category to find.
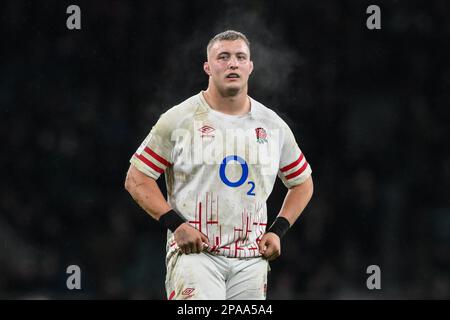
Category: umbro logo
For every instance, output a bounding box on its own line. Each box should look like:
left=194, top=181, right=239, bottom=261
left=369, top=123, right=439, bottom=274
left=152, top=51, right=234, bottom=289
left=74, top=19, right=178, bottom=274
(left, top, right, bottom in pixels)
left=198, top=125, right=215, bottom=137
left=182, top=288, right=195, bottom=295
left=182, top=287, right=195, bottom=299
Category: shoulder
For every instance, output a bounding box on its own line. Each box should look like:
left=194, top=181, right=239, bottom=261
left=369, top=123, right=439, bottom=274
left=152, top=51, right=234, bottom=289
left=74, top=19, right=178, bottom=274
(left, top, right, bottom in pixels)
left=158, top=93, right=204, bottom=126
left=147, top=93, right=202, bottom=138
left=161, top=93, right=201, bottom=119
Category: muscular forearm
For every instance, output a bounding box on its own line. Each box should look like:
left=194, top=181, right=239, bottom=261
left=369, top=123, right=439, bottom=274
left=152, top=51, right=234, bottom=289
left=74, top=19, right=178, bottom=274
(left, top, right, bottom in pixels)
left=125, top=165, right=209, bottom=254
left=278, top=176, right=314, bottom=226
left=124, top=165, right=171, bottom=220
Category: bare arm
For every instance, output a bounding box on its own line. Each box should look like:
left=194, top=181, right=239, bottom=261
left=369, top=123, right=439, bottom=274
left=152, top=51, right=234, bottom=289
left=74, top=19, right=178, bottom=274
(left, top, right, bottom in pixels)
left=259, top=175, right=314, bottom=260
left=278, top=175, right=314, bottom=225
left=124, top=164, right=209, bottom=253
left=124, top=164, right=171, bottom=220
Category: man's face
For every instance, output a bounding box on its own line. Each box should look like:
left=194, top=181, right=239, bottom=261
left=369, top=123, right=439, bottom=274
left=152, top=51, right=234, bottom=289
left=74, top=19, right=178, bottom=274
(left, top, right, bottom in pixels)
left=204, top=39, right=253, bottom=96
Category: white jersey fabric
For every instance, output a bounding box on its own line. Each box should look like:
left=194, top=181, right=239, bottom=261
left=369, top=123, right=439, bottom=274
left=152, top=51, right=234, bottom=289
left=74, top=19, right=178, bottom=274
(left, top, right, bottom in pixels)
left=130, top=91, right=312, bottom=262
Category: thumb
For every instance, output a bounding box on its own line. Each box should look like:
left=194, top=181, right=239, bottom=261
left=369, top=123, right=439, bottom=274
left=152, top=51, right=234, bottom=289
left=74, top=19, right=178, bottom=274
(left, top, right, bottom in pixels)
left=259, top=237, right=268, bottom=253
left=200, top=232, right=210, bottom=245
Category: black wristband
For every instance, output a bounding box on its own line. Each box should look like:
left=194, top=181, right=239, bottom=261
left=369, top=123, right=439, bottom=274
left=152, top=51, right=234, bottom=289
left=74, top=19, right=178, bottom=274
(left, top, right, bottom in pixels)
left=159, top=209, right=187, bottom=232
left=267, top=217, right=291, bottom=239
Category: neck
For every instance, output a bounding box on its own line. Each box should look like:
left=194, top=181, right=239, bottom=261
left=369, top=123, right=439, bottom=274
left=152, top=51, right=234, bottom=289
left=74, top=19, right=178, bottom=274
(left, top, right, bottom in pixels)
left=203, top=85, right=250, bottom=116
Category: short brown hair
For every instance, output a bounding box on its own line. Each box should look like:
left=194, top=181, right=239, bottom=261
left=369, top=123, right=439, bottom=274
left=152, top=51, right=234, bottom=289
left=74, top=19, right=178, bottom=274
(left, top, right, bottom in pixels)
left=206, top=30, right=250, bottom=57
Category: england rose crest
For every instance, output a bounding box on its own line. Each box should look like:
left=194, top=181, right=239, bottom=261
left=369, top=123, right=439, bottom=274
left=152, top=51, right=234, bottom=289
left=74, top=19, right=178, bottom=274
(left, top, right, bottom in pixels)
left=255, top=127, right=268, bottom=143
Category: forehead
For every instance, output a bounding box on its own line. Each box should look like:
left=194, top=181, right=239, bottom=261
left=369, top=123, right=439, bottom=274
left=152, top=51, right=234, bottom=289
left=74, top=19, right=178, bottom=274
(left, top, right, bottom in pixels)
left=209, top=39, right=250, bottom=56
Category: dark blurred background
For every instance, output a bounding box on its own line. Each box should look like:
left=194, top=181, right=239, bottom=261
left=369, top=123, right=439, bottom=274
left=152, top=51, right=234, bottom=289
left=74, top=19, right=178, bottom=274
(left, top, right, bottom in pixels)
left=1, top=0, right=449, bottom=299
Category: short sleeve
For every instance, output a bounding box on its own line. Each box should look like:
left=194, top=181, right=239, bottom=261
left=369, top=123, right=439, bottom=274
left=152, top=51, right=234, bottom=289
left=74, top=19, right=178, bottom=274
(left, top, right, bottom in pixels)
left=130, top=112, right=174, bottom=180
left=278, top=124, right=312, bottom=188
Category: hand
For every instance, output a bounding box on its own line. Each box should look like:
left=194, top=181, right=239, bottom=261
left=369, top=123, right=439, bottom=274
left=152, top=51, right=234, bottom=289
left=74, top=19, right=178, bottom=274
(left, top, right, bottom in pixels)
left=258, top=232, right=281, bottom=261
left=174, top=223, right=210, bottom=254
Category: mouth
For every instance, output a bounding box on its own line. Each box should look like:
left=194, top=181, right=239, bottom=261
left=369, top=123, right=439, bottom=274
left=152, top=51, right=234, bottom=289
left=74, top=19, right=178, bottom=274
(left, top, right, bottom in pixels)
left=225, top=73, right=240, bottom=79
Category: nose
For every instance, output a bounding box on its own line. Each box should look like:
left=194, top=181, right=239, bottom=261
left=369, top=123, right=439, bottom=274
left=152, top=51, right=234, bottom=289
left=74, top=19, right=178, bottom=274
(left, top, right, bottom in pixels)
left=228, top=56, right=238, bottom=69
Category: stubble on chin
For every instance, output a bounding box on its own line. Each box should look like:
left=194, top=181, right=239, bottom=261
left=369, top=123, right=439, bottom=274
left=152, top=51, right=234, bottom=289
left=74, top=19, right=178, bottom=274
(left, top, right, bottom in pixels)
left=217, top=84, right=241, bottom=97
left=225, top=87, right=240, bottom=97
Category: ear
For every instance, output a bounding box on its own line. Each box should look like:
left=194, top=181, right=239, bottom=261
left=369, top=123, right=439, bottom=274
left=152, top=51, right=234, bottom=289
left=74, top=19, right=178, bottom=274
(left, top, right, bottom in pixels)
left=249, top=60, right=254, bottom=75
left=203, top=62, right=211, bottom=76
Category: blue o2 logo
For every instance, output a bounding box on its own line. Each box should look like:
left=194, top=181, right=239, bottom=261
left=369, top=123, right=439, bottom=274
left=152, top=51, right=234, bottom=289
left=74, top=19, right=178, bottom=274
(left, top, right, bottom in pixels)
left=219, top=155, right=255, bottom=196
left=219, top=155, right=248, bottom=187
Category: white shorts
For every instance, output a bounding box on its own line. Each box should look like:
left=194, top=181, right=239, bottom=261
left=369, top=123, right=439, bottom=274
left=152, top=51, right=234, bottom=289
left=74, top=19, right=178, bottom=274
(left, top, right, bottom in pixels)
left=165, top=251, right=269, bottom=300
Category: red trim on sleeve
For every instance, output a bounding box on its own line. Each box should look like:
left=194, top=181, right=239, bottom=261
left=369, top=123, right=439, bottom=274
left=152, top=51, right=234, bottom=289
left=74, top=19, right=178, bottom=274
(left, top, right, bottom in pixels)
left=134, top=153, right=164, bottom=174
left=280, top=153, right=304, bottom=172
left=285, top=161, right=309, bottom=180
left=144, top=147, right=172, bottom=167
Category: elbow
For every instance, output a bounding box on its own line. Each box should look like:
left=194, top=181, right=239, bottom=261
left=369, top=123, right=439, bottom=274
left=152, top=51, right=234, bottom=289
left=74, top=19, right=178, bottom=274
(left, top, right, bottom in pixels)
left=124, top=170, right=134, bottom=193
left=124, top=177, right=131, bottom=193
left=307, top=176, right=314, bottom=199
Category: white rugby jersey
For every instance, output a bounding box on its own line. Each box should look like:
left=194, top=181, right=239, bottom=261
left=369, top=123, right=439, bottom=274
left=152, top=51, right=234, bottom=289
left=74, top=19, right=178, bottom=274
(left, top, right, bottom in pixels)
left=130, top=91, right=312, bottom=259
